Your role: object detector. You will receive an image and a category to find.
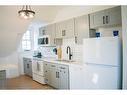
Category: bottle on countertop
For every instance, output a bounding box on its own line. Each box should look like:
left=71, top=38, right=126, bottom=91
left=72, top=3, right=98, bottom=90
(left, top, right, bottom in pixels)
left=57, top=46, right=62, bottom=60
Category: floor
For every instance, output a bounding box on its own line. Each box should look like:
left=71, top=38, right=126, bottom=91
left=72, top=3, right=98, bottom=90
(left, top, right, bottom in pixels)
left=5, top=75, right=54, bottom=90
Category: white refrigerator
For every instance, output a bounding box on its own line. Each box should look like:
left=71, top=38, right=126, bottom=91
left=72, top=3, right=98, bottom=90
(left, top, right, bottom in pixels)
left=83, top=37, right=122, bottom=89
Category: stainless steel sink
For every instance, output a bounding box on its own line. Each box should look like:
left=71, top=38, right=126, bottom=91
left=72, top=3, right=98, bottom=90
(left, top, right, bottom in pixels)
left=55, top=59, right=75, bottom=63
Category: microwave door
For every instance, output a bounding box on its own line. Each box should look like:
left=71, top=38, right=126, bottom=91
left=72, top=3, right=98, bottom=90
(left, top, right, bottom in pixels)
left=38, top=39, right=42, bottom=45
left=46, top=37, right=48, bottom=44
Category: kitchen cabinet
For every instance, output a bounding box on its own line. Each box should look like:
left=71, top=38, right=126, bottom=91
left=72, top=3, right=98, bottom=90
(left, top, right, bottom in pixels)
left=74, top=15, right=89, bottom=44
left=58, top=64, right=69, bottom=89
left=0, top=70, right=6, bottom=89
left=39, top=26, right=46, bottom=36
left=43, top=61, right=69, bottom=89
left=43, top=62, right=51, bottom=85
left=56, top=18, right=75, bottom=38
left=45, top=24, right=56, bottom=45
left=90, top=6, right=121, bottom=29
left=23, top=58, right=32, bottom=77
left=50, top=64, right=59, bottom=88
left=39, top=24, right=56, bottom=46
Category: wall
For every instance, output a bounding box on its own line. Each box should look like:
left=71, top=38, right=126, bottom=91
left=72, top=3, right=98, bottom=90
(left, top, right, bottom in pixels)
left=121, top=6, right=127, bottom=89
left=61, top=38, right=83, bottom=63
left=0, top=52, right=20, bottom=78
left=97, top=26, right=122, bottom=38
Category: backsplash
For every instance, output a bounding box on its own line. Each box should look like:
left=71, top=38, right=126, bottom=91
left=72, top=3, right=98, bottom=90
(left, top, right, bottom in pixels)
left=38, top=46, right=57, bottom=58
left=61, top=38, right=83, bottom=63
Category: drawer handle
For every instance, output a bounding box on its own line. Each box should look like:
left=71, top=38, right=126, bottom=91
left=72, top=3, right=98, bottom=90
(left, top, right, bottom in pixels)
left=51, top=65, right=56, bottom=67
left=60, top=67, right=66, bottom=69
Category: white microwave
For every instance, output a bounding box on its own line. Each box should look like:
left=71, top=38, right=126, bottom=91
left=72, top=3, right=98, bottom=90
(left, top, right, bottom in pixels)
left=38, top=35, right=50, bottom=46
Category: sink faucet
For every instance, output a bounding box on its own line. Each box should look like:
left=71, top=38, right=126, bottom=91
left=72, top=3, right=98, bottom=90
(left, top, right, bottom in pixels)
left=66, top=46, right=72, bottom=60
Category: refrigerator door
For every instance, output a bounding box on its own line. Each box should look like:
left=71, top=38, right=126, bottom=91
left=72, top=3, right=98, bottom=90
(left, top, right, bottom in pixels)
left=83, top=64, right=120, bottom=89
left=83, top=37, right=121, bottom=66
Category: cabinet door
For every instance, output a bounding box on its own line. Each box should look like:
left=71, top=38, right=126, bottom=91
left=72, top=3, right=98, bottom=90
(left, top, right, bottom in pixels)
left=50, top=64, right=59, bottom=88
left=75, top=15, right=89, bottom=44
left=23, top=58, right=32, bottom=77
left=90, top=11, right=104, bottom=28
left=56, top=22, right=63, bottom=38
left=105, top=6, right=121, bottom=26
left=65, top=19, right=75, bottom=38
left=23, top=58, right=28, bottom=75
left=27, top=59, right=32, bottom=77
left=56, top=19, right=75, bottom=39
left=39, top=27, right=46, bottom=36
left=58, top=65, right=69, bottom=89
left=43, top=62, right=51, bottom=85
left=45, top=24, right=56, bottom=45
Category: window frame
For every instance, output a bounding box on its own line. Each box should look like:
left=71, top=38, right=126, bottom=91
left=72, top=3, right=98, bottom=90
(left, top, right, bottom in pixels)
left=22, top=30, right=32, bottom=51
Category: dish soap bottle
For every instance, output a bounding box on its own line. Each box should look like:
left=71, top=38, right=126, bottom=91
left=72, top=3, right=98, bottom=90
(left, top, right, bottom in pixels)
left=57, top=46, right=62, bottom=60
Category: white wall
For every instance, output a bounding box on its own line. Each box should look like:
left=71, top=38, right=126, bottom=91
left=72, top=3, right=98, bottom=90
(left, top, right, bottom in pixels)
left=0, top=52, right=20, bottom=78
left=97, top=26, right=122, bottom=38
left=121, top=6, right=127, bottom=89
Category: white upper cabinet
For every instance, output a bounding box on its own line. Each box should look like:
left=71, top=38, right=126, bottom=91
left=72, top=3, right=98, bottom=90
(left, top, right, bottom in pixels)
left=74, top=15, right=89, bottom=44
left=56, top=18, right=75, bottom=38
left=90, top=6, right=121, bottom=29
left=104, top=6, right=121, bottom=26
left=39, top=26, right=46, bottom=36
left=45, top=24, right=56, bottom=45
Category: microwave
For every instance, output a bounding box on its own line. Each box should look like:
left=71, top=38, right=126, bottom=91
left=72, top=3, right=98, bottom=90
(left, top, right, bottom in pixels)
left=38, top=35, right=50, bottom=46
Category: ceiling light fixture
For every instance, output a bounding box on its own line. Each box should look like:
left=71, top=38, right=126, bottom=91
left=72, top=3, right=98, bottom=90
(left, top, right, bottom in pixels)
left=18, top=5, right=35, bottom=19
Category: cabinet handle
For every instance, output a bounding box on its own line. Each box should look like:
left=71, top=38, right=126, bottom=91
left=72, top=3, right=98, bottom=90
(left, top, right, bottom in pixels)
left=56, top=72, right=58, bottom=78
left=60, top=67, right=66, bottom=69
left=27, top=64, right=29, bottom=68
left=62, top=30, right=66, bottom=36
left=75, top=36, right=77, bottom=43
left=58, top=72, right=59, bottom=78
left=106, top=16, right=108, bottom=24
left=51, top=65, right=56, bottom=67
left=43, top=30, right=45, bottom=35
left=103, top=16, right=105, bottom=24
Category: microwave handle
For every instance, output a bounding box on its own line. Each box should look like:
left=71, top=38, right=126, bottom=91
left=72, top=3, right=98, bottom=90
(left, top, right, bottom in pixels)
left=44, top=38, right=46, bottom=44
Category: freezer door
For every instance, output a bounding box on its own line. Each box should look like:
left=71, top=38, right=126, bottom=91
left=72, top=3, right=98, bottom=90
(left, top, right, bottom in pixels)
left=83, top=64, right=121, bottom=89
left=83, top=37, right=121, bottom=66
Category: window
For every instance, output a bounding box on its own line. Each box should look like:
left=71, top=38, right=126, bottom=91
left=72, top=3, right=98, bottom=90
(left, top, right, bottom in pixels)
left=22, top=30, right=32, bottom=51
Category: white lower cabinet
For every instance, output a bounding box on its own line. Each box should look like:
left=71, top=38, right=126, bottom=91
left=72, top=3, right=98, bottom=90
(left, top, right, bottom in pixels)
left=58, top=65, right=69, bottom=89
left=43, top=61, right=69, bottom=89
left=43, top=61, right=84, bottom=89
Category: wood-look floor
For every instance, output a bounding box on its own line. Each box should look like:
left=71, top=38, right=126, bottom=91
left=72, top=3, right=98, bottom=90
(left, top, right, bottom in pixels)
left=5, top=75, right=54, bottom=90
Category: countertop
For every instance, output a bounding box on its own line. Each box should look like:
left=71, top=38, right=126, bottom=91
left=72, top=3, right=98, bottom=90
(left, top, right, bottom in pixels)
left=32, top=57, right=84, bottom=67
